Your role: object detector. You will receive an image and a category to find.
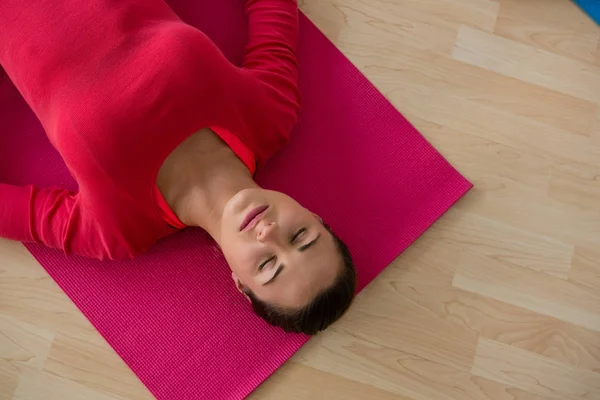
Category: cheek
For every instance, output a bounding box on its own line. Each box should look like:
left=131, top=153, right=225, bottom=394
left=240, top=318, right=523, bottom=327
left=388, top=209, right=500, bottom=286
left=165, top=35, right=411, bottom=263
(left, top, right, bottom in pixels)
left=221, top=240, right=260, bottom=277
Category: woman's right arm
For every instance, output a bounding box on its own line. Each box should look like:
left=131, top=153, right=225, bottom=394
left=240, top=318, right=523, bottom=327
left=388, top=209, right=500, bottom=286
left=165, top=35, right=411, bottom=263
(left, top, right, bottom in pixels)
left=236, top=0, right=302, bottom=155
left=243, top=0, right=299, bottom=71
left=242, top=0, right=302, bottom=113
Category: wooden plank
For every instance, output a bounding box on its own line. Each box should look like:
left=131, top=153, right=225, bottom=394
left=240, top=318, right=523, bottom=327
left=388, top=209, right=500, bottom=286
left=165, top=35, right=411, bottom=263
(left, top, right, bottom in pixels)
left=453, top=25, right=600, bottom=103
left=472, top=338, right=600, bottom=399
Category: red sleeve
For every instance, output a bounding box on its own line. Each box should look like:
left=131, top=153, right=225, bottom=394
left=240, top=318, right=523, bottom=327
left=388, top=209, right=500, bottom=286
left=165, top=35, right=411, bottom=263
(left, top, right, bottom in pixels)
left=244, top=0, right=299, bottom=74
left=0, top=183, right=115, bottom=259
left=243, top=0, right=302, bottom=122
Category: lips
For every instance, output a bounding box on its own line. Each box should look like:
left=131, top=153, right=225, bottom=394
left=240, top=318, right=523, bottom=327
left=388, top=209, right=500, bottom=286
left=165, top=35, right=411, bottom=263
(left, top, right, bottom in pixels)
left=239, top=205, right=269, bottom=231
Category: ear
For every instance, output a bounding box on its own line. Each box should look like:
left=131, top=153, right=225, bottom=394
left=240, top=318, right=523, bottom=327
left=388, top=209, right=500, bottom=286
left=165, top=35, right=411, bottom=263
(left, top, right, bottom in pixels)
left=231, top=273, right=251, bottom=302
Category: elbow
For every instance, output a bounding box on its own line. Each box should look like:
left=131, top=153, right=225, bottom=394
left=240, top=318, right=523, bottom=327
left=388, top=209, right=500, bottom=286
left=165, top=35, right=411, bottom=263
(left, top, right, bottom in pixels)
left=274, top=89, right=301, bottom=144
left=277, top=75, right=303, bottom=129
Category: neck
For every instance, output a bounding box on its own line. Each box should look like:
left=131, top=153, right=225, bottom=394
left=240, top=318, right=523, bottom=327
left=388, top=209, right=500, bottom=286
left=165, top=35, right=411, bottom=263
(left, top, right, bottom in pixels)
left=179, top=159, right=257, bottom=241
left=157, top=128, right=258, bottom=242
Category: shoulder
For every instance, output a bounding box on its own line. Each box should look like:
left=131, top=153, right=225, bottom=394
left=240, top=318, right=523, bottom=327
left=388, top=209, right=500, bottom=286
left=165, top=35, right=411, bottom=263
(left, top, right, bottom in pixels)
left=243, top=73, right=302, bottom=162
left=73, top=190, right=174, bottom=261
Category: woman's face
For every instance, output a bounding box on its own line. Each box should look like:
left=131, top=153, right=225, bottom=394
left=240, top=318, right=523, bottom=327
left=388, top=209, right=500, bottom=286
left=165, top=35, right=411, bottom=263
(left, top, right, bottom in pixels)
left=218, top=188, right=341, bottom=309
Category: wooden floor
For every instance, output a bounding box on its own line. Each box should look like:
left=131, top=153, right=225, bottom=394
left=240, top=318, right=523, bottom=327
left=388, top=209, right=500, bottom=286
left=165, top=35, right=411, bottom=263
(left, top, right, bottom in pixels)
left=2, top=0, right=600, bottom=399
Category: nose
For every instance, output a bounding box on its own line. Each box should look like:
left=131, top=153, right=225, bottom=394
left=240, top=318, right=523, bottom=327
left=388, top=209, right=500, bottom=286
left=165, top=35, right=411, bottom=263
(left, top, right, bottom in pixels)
left=256, top=220, right=277, bottom=243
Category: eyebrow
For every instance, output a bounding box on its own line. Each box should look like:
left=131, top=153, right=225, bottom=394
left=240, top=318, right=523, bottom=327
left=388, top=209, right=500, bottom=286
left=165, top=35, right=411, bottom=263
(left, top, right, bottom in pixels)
left=263, top=265, right=284, bottom=286
left=263, top=234, right=322, bottom=286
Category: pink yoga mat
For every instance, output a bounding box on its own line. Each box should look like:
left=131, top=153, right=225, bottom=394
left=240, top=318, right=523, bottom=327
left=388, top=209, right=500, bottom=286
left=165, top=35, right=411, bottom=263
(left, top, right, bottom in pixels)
left=0, top=1, right=472, bottom=399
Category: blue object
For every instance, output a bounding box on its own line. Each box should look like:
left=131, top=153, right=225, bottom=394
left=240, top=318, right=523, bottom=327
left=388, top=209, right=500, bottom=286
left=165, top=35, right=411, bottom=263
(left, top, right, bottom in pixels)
left=574, top=0, right=600, bottom=25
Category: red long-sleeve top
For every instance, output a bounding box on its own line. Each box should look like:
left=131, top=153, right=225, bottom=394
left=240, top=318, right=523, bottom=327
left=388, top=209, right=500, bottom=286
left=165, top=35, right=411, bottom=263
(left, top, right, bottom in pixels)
left=0, top=0, right=300, bottom=260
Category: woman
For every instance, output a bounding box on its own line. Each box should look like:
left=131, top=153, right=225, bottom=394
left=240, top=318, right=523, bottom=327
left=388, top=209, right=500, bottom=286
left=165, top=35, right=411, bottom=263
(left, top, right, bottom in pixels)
left=0, top=0, right=356, bottom=335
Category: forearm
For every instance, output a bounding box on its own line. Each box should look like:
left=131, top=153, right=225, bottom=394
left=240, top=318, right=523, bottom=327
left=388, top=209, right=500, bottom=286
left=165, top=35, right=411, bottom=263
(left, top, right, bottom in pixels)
left=244, top=0, right=299, bottom=79
left=242, top=0, right=302, bottom=136
left=0, top=183, right=36, bottom=243
left=0, top=183, right=78, bottom=251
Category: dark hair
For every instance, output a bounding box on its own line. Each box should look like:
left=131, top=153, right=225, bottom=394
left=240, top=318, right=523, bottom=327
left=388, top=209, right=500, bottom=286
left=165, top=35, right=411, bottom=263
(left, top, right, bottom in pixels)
left=244, top=223, right=356, bottom=335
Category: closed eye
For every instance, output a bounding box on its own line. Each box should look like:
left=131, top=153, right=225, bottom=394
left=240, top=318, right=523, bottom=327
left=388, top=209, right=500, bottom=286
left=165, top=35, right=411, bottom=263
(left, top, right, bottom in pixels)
left=259, top=256, right=275, bottom=271
left=291, top=227, right=307, bottom=243
left=263, top=264, right=284, bottom=286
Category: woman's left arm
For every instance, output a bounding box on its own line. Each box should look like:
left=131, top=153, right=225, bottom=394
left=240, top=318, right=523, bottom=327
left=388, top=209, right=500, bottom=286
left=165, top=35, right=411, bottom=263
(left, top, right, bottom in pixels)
left=0, top=183, right=117, bottom=259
